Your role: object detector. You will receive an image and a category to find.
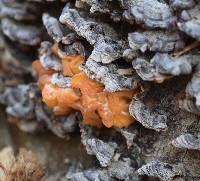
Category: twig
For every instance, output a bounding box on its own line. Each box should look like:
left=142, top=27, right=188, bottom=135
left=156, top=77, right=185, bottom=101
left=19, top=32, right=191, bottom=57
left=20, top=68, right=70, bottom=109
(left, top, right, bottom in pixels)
left=174, top=41, right=200, bottom=57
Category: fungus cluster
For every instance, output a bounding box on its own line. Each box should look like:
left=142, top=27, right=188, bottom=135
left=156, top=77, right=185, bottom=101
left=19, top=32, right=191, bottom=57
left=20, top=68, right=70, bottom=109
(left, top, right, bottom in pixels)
left=32, top=44, right=135, bottom=128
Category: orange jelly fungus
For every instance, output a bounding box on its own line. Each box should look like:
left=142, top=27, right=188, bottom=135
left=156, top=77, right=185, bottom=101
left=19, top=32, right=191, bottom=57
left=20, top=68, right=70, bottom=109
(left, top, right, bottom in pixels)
left=62, top=55, right=84, bottom=76
left=71, top=72, right=135, bottom=128
left=32, top=52, right=135, bottom=128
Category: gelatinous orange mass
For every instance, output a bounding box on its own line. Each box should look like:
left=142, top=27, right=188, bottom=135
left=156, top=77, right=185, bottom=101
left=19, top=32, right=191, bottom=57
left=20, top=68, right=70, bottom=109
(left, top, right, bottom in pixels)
left=51, top=43, right=59, bottom=55
left=72, top=72, right=104, bottom=128
left=53, top=106, right=72, bottom=116
left=97, top=90, right=134, bottom=128
left=81, top=110, right=102, bottom=128
left=97, top=92, right=114, bottom=128
left=42, top=84, right=58, bottom=108
left=72, top=72, right=104, bottom=109
left=38, top=74, right=52, bottom=90
left=56, top=87, right=80, bottom=109
left=42, top=83, right=79, bottom=110
left=107, top=91, right=135, bottom=128
left=71, top=72, right=135, bottom=128
left=62, top=55, right=84, bottom=77
left=33, top=53, right=135, bottom=128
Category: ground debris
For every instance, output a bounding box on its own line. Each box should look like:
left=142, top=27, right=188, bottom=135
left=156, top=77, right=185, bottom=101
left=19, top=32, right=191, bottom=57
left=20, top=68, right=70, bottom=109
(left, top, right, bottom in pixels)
left=0, top=147, right=44, bottom=181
